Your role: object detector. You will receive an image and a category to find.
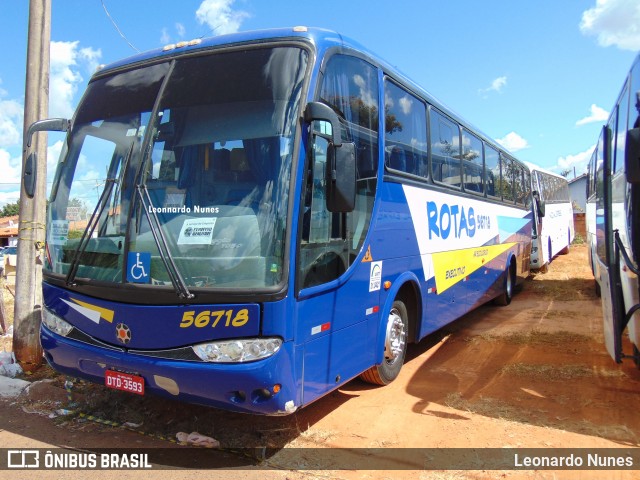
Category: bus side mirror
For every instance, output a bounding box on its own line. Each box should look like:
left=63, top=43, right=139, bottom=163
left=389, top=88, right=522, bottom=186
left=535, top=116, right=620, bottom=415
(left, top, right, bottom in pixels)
left=533, top=191, right=545, bottom=217
left=326, top=142, right=356, bottom=212
left=626, top=127, right=640, bottom=184
left=304, top=102, right=356, bottom=212
left=304, top=102, right=342, bottom=146
left=22, top=118, right=70, bottom=198
left=23, top=153, right=37, bottom=198
left=25, top=118, right=70, bottom=148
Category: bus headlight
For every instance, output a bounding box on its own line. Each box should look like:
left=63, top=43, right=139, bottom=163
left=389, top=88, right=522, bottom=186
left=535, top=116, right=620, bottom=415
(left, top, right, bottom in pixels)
left=192, top=338, right=282, bottom=363
left=42, top=308, right=74, bottom=337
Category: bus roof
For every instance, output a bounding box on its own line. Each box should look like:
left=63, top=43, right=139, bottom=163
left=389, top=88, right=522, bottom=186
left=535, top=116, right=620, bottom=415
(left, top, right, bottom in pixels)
left=95, top=27, right=351, bottom=74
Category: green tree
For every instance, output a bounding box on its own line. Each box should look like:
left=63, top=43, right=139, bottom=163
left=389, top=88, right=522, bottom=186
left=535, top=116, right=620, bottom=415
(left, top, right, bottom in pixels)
left=0, top=201, right=19, bottom=217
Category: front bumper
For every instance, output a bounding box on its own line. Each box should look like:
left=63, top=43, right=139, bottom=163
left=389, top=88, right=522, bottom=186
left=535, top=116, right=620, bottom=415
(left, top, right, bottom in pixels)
left=41, top=325, right=299, bottom=415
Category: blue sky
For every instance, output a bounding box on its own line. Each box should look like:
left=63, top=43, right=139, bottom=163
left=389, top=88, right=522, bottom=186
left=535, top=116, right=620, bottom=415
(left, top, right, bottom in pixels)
left=1, top=0, right=639, bottom=207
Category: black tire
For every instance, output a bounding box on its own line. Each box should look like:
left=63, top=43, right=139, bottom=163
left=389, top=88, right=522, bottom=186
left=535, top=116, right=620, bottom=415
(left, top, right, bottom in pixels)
left=494, top=262, right=515, bottom=306
left=360, top=300, right=409, bottom=385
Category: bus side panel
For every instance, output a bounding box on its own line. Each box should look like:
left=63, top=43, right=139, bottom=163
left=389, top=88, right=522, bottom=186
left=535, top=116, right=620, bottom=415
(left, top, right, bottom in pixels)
left=297, top=291, right=372, bottom=406
left=296, top=242, right=387, bottom=406
left=399, top=184, right=531, bottom=307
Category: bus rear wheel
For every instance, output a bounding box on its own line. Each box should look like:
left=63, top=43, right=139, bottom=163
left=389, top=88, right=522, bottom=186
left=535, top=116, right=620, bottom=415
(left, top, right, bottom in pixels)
left=494, top=262, right=515, bottom=306
left=360, top=300, right=408, bottom=385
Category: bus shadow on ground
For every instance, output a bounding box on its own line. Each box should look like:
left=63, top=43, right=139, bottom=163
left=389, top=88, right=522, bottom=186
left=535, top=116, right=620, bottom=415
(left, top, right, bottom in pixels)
left=399, top=281, right=640, bottom=448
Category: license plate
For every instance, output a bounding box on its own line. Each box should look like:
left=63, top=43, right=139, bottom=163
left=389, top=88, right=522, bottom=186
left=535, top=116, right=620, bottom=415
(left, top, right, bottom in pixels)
left=105, top=370, right=145, bottom=395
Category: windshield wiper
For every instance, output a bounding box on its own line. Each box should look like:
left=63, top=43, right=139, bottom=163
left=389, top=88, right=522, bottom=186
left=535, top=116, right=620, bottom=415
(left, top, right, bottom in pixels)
left=66, top=141, right=135, bottom=286
left=65, top=177, right=117, bottom=286
left=136, top=184, right=194, bottom=299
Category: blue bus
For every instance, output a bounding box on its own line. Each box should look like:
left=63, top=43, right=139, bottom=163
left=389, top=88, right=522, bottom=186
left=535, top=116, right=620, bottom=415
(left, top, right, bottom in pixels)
left=586, top=53, right=640, bottom=365
left=27, top=27, right=532, bottom=414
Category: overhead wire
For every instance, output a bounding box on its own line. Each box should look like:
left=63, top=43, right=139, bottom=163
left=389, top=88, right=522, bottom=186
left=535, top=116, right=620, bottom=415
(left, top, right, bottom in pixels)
left=100, top=0, right=140, bottom=53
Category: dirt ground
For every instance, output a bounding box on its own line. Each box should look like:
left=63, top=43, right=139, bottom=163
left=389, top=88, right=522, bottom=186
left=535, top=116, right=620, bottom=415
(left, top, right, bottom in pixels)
left=1, top=244, right=639, bottom=480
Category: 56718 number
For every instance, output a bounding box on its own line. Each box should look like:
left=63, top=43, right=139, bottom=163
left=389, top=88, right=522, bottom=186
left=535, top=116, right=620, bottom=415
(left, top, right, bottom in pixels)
left=179, top=309, right=249, bottom=328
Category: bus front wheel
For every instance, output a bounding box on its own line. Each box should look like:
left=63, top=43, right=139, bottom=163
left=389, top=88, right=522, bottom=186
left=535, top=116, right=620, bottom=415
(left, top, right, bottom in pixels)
left=360, top=300, right=408, bottom=386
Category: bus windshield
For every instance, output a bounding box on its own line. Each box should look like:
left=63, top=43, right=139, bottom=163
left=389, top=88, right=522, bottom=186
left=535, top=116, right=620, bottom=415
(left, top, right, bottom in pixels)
left=45, top=46, right=308, bottom=291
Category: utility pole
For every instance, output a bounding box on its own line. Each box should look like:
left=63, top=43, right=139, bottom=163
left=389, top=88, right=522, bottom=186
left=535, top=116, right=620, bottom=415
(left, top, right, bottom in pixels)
left=13, top=0, right=51, bottom=372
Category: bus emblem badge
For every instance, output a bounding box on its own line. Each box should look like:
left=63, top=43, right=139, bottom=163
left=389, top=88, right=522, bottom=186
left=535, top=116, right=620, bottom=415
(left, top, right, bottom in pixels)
left=115, top=323, right=132, bottom=344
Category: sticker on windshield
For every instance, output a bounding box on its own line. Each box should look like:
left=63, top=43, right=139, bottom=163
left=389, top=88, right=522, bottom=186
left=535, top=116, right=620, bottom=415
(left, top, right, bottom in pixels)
left=178, top=218, right=217, bottom=245
left=49, top=220, right=69, bottom=245
left=127, top=251, right=151, bottom=283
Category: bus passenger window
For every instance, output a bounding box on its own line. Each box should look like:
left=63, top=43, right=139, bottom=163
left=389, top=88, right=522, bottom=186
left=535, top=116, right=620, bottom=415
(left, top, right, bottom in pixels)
left=515, top=166, right=527, bottom=205
left=462, top=129, right=483, bottom=193
left=384, top=80, right=427, bottom=178
left=430, top=109, right=461, bottom=188
left=500, top=154, right=515, bottom=203
left=484, top=144, right=499, bottom=197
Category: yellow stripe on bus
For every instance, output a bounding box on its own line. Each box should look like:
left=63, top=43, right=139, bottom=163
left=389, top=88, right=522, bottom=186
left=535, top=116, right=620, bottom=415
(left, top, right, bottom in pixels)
left=431, top=243, right=516, bottom=294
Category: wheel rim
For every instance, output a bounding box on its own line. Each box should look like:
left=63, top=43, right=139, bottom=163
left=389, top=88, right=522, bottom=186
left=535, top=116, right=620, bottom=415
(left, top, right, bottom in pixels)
left=384, top=307, right=406, bottom=365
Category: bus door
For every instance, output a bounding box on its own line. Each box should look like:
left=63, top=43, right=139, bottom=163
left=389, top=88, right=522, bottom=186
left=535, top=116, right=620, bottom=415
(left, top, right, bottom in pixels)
left=597, top=119, right=626, bottom=362
left=296, top=53, right=381, bottom=404
left=296, top=130, right=377, bottom=405
left=531, top=186, right=544, bottom=270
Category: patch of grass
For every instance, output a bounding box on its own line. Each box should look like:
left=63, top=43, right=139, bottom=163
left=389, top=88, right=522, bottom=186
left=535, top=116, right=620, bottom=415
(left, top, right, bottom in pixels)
left=526, top=309, right=582, bottom=320
left=299, top=428, right=335, bottom=444
left=465, top=329, right=591, bottom=347
left=575, top=420, right=639, bottom=445
left=444, top=392, right=638, bottom=445
left=444, top=393, right=541, bottom=424
left=528, top=273, right=598, bottom=300
left=500, top=363, right=594, bottom=380
left=500, top=361, right=626, bottom=381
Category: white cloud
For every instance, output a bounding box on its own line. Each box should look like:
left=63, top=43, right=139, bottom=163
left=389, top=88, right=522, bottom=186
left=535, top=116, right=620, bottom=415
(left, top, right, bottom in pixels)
left=50, top=41, right=102, bottom=118
left=0, top=148, right=21, bottom=184
left=576, top=104, right=610, bottom=126
left=160, top=23, right=187, bottom=45
left=399, top=96, right=413, bottom=115
left=0, top=98, right=23, bottom=147
left=479, top=76, right=507, bottom=97
left=0, top=189, right=20, bottom=208
left=196, top=0, right=250, bottom=35
left=47, top=140, right=64, bottom=178
left=495, top=132, right=530, bottom=152
left=0, top=147, right=22, bottom=208
left=160, top=28, right=170, bottom=45
left=79, top=47, right=102, bottom=75
left=580, top=0, right=640, bottom=50
left=557, top=145, right=596, bottom=175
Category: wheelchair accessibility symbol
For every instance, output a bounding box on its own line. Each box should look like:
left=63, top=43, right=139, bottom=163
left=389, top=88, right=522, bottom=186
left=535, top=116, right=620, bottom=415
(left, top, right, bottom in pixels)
left=127, top=252, right=151, bottom=283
